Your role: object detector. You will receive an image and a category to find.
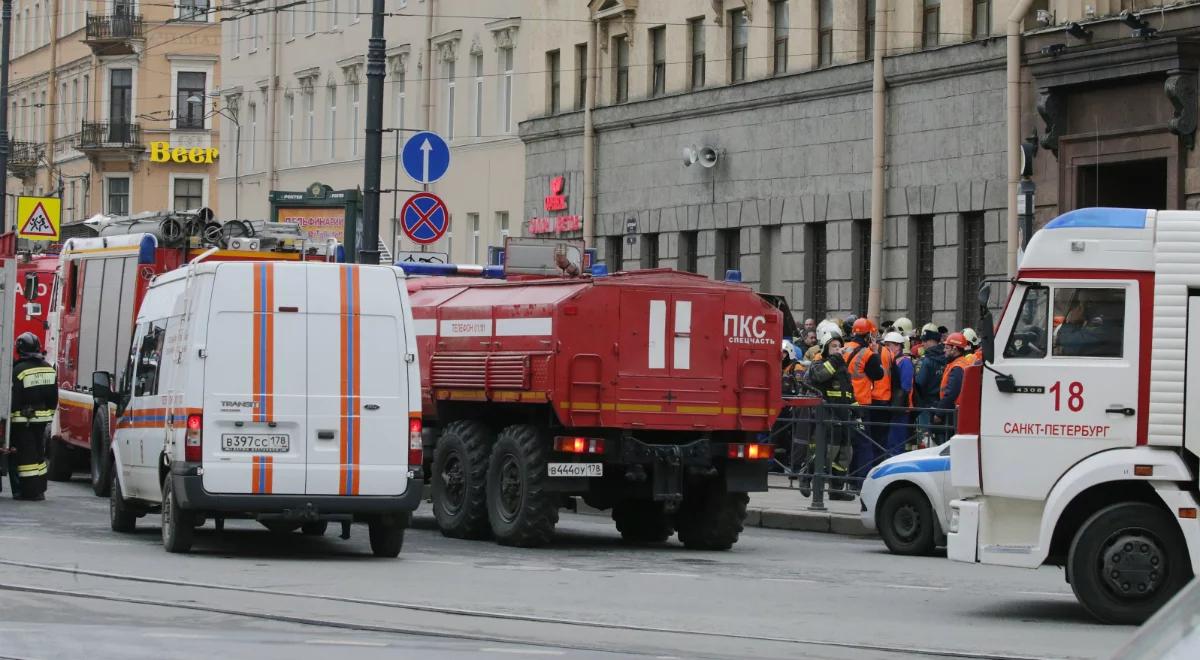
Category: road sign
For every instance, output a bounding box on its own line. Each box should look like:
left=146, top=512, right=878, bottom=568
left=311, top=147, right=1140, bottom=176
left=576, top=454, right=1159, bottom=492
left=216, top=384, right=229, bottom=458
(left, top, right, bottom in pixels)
left=400, top=193, right=449, bottom=245
left=402, top=131, right=451, bottom=185
left=396, top=250, right=447, bottom=264
left=16, top=196, right=61, bottom=241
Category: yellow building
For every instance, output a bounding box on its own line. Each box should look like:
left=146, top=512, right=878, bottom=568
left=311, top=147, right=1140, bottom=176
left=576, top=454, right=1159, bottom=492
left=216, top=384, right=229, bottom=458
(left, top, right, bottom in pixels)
left=4, top=0, right=221, bottom=235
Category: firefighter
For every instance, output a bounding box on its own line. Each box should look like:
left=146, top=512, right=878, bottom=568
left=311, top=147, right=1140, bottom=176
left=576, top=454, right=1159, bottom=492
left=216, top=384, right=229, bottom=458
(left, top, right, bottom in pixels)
left=8, top=332, right=57, bottom=500
left=844, top=318, right=886, bottom=479
left=802, top=326, right=855, bottom=501
left=933, top=332, right=975, bottom=439
left=962, top=327, right=984, bottom=364
left=882, top=332, right=915, bottom=457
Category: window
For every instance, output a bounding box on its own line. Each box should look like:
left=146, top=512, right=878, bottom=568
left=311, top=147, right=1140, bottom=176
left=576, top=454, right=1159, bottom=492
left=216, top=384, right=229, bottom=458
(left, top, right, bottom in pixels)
left=642, top=234, right=659, bottom=269
left=960, top=212, right=985, bottom=327
left=470, top=213, right=480, bottom=263
left=71, top=79, right=78, bottom=129
left=326, top=85, right=337, bottom=158
left=176, top=71, right=206, bottom=129
left=688, top=18, right=706, bottom=90
left=351, top=84, right=360, bottom=156
left=729, top=9, right=748, bottom=83
left=109, top=68, right=133, bottom=125
left=500, top=212, right=510, bottom=238
left=772, top=1, right=789, bottom=75
left=807, top=223, right=827, bottom=320
left=818, top=0, right=834, bottom=67
left=306, top=0, right=316, bottom=33
left=179, top=0, right=209, bottom=21
left=58, top=82, right=66, bottom=130
left=716, top=228, right=740, bottom=278
left=303, top=88, right=314, bottom=161
left=1003, top=286, right=1048, bottom=359
left=650, top=27, right=666, bottom=97
left=445, top=59, right=455, bottom=139
left=173, top=178, right=204, bottom=211
left=107, top=177, right=130, bottom=215
left=247, top=102, right=257, bottom=170
left=472, top=54, right=483, bottom=135
left=864, top=0, right=876, bottom=59
left=394, top=68, right=406, bottom=130
left=331, top=0, right=342, bottom=28
left=923, top=0, right=941, bottom=48
left=250, top=9, right=259, bottom=51
left=973, top=0, right=992, bottom=39
left=290, top=4, right=298, bottom=37
left=284, top=94, right=294, bottom=165
left=134, top=322, right=168, bottom=398
left=606, top=235, right=624, bottom=271
left=911, top=216, right=934, bottom=324
left=613, top=36, right=629, bottom=103
left=546, top=50, right=561, bottom=113
left=575, top=43, right=588, bottom=110
left=1052, top=288, right=1126, bottom=358
left=500, top=46, right=514, bottom=132
left=679, top=231, right=698, bottom=273
left=233, top=6, right=241, bottom=56
left=853, top=220, right=870, bottom=315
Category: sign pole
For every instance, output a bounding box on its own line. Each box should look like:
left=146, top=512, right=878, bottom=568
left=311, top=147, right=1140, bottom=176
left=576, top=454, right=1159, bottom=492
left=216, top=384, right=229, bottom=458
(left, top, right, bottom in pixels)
left=0, top=0, right=13, bottom=232
left=359, top=0, right=386, bottom=265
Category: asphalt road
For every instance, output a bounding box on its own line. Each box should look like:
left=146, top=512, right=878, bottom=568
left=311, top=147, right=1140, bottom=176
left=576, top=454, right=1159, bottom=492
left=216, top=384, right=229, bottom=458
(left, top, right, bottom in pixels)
left=0, top=480, right=1134, bottom=660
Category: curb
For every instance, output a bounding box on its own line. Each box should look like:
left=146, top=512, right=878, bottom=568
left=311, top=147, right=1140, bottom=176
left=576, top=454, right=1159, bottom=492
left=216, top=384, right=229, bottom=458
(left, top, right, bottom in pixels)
left=745, top=506, right=876, bottom=537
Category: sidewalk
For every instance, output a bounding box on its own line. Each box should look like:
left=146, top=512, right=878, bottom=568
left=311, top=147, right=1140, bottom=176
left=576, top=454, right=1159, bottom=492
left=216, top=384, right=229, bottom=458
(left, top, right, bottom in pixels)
left=744, top=474, right=875, bottom=537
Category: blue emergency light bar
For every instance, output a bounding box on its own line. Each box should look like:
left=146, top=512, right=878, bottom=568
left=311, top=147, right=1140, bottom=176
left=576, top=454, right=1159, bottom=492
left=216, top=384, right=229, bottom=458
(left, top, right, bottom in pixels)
left=396, top=262, right=506, bottom=279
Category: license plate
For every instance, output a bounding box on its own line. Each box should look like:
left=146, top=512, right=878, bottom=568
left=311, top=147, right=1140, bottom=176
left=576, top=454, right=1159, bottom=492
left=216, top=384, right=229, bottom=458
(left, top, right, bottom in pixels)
left=220, top=434, right=290, bottom=453
left=548, top=463, right=603, bottom=478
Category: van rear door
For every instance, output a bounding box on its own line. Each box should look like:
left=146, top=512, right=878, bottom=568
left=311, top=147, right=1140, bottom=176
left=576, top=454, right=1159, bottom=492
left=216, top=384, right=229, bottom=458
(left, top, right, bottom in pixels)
left=305, top=264, right=410, bottom=496
left=201, top=263, right=307, bottom=495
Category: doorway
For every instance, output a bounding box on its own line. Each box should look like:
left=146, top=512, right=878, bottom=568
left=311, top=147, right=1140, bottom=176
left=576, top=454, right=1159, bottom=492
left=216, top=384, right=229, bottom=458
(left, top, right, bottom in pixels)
left=1076, top=158, right=1168, bottom=210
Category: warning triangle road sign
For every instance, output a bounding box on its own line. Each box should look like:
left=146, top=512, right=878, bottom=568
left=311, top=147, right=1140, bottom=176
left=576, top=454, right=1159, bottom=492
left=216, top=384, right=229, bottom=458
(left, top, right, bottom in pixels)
left=19, top=202, right=56, bottom=237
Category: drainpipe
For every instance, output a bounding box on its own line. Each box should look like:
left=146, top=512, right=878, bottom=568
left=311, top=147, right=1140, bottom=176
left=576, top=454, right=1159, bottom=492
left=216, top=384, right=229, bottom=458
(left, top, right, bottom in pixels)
left=423, top=0, right=435, bottom=130
left=582, top=16, right=598, bottom=248
left=46, top=0, right=60, bottom=187
left=265, top=0, right=280, bottom=198
left=867, top=0, right=888, bottom=322
left=1007, top=0, right=1035, bottom=278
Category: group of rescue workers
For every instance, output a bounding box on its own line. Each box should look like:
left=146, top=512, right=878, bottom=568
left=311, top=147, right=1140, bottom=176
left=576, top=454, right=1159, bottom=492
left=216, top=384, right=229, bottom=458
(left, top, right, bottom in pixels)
left=780, top=315, right=984, bottom=500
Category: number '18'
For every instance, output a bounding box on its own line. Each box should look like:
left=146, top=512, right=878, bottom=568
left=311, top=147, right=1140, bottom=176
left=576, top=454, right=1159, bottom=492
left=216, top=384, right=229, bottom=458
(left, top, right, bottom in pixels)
left=1050, top=381, right=1084, bottom=412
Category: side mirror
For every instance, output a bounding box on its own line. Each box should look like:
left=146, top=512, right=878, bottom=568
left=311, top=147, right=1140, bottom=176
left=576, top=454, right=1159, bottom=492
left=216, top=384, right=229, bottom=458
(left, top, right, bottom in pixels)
left=92, top=371, right=113, bottom=402
left=977, top=283, right=996, bottom=364
left=23, top=272, right=38, bottom=301
left=994, top=373, right=1016, bottom=394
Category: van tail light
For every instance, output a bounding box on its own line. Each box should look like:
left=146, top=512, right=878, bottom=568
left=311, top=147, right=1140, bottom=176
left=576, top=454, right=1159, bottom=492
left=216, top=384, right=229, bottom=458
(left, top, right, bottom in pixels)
left=185, top=414, right=203, bottom=462
left=554, top=436, right=605, bottom=454
left=408, top=416, right=423, bottom=466
left=728, top=442, right=774, bottom=460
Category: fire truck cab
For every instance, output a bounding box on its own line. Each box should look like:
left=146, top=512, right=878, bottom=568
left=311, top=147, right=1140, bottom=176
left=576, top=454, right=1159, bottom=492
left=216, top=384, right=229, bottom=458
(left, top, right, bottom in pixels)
left=948, top=207, right=1200, bottom=624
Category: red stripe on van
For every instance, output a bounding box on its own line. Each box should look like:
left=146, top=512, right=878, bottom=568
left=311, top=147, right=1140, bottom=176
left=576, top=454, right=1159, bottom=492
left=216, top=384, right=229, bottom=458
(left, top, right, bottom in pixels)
left=339, top=266, right=350, bottom=495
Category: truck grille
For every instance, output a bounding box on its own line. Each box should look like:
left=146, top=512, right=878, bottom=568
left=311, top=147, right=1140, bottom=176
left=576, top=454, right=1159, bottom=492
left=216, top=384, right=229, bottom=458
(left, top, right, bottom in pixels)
left=431, top=353, right=531, bottom=390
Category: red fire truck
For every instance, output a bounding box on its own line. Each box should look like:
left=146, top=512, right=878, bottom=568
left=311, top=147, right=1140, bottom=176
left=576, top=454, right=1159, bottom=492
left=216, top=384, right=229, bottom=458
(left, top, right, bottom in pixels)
left=405, top=240, right=785, bottom=549
left=45, top=216, right=342, bottom=491
left=14, top=253, right=58, bottom=351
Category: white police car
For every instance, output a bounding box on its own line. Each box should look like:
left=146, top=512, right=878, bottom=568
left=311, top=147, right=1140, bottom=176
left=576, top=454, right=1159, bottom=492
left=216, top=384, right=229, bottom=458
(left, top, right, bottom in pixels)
left=860, top=444, right=954, bottom=555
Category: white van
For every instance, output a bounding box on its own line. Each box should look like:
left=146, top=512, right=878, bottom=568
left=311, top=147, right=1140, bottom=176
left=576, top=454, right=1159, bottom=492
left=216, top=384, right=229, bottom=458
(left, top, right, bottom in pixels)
left=93, top=259, right=423, bottom=556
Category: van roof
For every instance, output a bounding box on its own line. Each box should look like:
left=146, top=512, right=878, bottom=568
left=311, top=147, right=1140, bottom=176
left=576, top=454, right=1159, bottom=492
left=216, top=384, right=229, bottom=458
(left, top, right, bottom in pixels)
left=150, top=260, right=401, bottom=288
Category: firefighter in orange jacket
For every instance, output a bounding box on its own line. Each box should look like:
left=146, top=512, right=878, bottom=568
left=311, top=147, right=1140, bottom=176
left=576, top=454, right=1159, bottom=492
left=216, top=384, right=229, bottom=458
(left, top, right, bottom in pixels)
left=934, top=332, right=975, bottom=438
left=843, top=318, right=887, bottom=481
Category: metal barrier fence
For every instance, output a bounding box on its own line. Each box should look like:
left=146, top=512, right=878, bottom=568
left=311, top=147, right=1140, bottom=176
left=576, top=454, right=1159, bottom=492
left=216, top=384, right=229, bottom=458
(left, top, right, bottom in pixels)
left=768, top=399, right=957, bottom=511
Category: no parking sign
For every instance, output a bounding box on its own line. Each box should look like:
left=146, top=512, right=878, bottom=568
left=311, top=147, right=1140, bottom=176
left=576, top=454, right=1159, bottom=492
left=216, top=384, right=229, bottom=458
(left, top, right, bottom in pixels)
left=400, top=193, right=449, bottom=245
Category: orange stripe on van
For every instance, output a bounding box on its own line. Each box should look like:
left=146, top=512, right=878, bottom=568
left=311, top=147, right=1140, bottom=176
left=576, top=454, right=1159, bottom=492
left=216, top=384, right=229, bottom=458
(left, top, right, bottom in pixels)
left=253, top=263, right=276, bottom=423
left=338, top=266, right=363, bottom=495
left=252, top=455, right=274, bottom=494
left=264, top=263, right=276, bottom=422
left=338, top=266, right=350, bottom=495
left=350, top=267, right=361, bottom=496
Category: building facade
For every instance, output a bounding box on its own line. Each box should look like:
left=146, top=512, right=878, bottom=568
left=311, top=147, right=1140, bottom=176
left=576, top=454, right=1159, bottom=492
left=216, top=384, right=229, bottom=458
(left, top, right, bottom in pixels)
left=4, top=0, right=222, bottom=233
left=217, top=0, right=529, bottom=262
left=519, top=0, right=1196, bottom=329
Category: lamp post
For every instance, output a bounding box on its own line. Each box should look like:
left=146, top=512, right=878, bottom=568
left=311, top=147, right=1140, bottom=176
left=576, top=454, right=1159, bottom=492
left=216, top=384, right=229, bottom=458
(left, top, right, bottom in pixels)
left=0, top=0, right=13, bottom=231
left=191, top=95, right=239, bottom=220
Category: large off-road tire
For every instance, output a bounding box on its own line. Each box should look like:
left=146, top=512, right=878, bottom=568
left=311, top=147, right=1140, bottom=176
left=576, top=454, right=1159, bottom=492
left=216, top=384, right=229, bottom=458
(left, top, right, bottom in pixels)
left=1068, top=502, right=1193, bottom=625
left=109, top=464, right=137, bottom=533
left=613, top=501, right=675, bottom=544
left=486, top=425, right=558, bottom=547
left=432, top=420, right=494, bottom=539
left=161, top=477, right=194, bottom=553
left=90, top=414, right=112, bottom=497
left=675, top=481, right=749, bottom=551
left=368, top=513, right=409, bottom=557
left=46, top=430, right=74, bottom=482
left=877, top=486, right=937, bottom=556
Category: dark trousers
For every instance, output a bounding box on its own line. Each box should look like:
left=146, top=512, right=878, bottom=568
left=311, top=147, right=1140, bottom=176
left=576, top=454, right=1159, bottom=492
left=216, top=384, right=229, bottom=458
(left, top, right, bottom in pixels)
left=850, top=403, right=890, bottom=478
left=8, top=422, right=48, bottom=500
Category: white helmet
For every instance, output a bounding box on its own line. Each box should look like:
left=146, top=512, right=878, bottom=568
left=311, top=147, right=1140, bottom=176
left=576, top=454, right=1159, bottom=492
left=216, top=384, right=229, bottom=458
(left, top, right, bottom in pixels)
left=781, top=339, right=799, bottom=361
left=962, top=327, right=981, bottom=347
left=893, top=317, right=914, bottom=336
left=882, top=332, right=906, bottom=346
left=816, top=320, right=843, bottom=347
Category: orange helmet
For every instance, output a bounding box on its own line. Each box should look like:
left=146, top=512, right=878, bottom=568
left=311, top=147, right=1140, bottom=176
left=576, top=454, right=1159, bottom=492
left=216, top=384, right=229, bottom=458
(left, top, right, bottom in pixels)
left=944, top=332, right=970, bottom=350
left=852, top=318, right=875, bottom=335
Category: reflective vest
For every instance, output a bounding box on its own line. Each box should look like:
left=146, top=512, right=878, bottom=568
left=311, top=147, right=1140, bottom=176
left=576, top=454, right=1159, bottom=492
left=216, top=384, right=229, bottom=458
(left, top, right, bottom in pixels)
left=13, top=364, right=56, bottom=423
left=939, top=355, right=977, bottom=405
left=872, top=346, right=893, bottom=402
left=845, top=342, right=875, bottom=405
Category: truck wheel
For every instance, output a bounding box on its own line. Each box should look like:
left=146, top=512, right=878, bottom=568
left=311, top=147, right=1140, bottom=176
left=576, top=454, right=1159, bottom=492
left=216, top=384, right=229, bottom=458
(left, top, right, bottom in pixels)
left=877, top=486, right=937, bottom=556
left=1068, top=502, right=1193, bottom=625
left=676, top=481, right=749, bottom=551
left=46, top=431, right=74, bottom=482
left=432, top=420, right=494, bottom=539
left=90, top=414, right=112, bottom=497
left=109, top=464, right=137, bottom=533
left=301, top=521, right=328, bottom=536
left=368, top=513, right=409, bottom=557
left=486, top=424, right=558, bottom=547
left=613, top=501, right=675, bottom=544
left=161, top=477, right=194, bottom=553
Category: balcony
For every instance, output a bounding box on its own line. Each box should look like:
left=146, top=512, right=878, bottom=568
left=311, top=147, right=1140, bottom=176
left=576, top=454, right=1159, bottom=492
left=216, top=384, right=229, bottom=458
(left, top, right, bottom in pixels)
left=6, top=141, right=44, bottom=179
left=84, top=13, right=144, bottom=55
left=77, top=121, right=144, bottom=156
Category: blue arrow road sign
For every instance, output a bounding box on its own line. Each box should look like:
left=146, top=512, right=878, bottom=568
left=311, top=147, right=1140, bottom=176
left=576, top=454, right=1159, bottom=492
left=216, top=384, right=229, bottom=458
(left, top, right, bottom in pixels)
left=401, top=192, right=449, bottom=245
left=402, top=131, right=451, bottom=185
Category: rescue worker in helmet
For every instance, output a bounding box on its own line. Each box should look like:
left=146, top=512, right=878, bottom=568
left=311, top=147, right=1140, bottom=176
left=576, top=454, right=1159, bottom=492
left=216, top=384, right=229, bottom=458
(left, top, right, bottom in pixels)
left=7, top=332, right=57, bottom=500
left=962, top=327, right=983, bottom=364
left=781, top=340, right=802, bottom=396
left=843, top=317, right=887, bottom=480
left=933, top=332, right=974, bottom=441
left=802, top=324, right=855, bottom=501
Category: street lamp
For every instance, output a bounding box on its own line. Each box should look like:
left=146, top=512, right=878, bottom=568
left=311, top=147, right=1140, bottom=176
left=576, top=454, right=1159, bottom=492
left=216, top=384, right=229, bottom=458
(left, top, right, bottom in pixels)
left=189, top=94, right=239, bottom=220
